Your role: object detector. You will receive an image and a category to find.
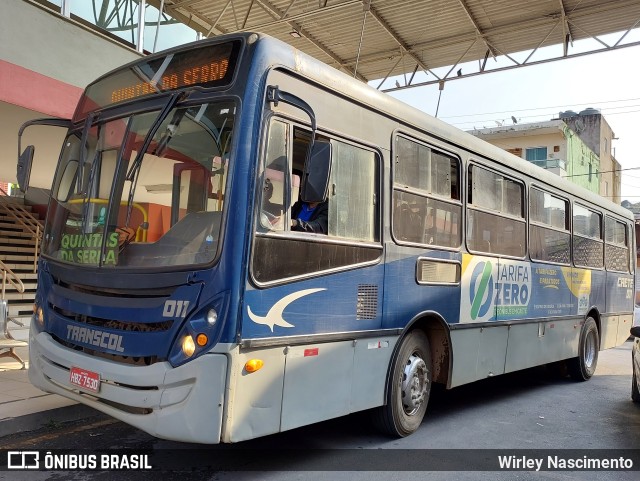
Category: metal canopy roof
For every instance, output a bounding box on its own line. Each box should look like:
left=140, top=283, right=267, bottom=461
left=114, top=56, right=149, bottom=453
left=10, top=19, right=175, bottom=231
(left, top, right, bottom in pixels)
left=153, top=0, right=640, bottom=91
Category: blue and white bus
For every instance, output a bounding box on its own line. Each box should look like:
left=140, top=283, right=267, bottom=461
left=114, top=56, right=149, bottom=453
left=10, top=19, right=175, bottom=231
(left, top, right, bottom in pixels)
left=18, top=32, right=635, bottom=443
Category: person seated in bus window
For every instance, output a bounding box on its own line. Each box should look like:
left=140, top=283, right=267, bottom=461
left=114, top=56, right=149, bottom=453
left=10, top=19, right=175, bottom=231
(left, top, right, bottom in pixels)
left=291, top=198, right=328, bottom=234
left=260, top=178, right=284, bottom=230
left=262, top=179, right=282, bottom=217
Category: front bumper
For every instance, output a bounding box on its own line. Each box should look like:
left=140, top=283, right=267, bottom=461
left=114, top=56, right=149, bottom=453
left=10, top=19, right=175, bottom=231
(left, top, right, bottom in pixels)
left=29, top=330, right=227, bottom=444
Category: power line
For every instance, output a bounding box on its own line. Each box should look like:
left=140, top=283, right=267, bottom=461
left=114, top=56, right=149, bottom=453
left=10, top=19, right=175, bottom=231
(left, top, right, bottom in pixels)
left=440, top=97, right=640, bottom=120
left=450, top=107, right=640, bottom=128
left=563, top=166, right=640, bottom=179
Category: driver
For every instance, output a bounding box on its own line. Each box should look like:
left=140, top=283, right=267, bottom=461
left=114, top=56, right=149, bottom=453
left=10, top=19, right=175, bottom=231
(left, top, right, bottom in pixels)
left=290, top=199, right=328, bottom=234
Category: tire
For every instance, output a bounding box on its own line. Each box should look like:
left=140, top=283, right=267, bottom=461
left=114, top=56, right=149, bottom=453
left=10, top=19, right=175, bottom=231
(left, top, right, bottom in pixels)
left=373, top=330, right=432, bottom=437
left=632, top=363, right=640, bottom=403
left=568, top=317, right=599, bottom=381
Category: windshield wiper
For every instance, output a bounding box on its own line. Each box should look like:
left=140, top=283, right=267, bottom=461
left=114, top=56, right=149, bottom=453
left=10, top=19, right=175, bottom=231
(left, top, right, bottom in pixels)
left=126, top=91, right=186, bottom=182
left=123, top=91, right=187, bottom=227
left=153, top=108, right=187, bottom=158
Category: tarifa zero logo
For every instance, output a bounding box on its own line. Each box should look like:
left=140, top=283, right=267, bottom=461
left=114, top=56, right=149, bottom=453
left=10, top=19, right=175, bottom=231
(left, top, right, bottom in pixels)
left=470, top=261, right=494, bottom=320
left=462, top=256, right=532, bottom=322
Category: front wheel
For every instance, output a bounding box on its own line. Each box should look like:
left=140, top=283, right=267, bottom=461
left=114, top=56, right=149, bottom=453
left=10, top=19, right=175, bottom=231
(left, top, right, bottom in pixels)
left=568, top=317, right=599, bottom=381
left=373, top=330, right=432, bottom=437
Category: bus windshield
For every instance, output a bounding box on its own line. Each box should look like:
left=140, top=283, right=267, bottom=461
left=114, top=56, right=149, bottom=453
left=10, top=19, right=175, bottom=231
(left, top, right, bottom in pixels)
left=42, top=100, right=235, bottom=269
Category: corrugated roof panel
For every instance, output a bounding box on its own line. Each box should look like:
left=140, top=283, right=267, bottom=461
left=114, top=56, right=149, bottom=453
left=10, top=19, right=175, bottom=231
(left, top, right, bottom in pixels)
left=155, top=0, right=640, bottom=84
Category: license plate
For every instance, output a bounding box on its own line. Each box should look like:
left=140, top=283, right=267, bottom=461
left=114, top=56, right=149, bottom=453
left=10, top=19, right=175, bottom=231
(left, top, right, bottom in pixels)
left=69, top=366, right=101, bottom=393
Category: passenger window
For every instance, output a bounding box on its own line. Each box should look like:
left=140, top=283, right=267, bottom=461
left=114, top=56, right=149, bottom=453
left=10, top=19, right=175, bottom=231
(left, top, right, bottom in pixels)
left=252, top=119, right=381, bottom=284
left=573, top=204, right=603, bottom=268
left=529, top=188, right=570, bottom=264
left=605, top=216, right=629, bottom=272
left=259, top=120, right=288, bottom=231
left=467, top=164, right=525, bottom=257
left=328, top=139, right=377, bottom=242
left=392, top=136, right=461, bottom=248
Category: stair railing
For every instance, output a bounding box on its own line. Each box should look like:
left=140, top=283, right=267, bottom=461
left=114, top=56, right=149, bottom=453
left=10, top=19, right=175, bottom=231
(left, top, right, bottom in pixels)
left=0, top=259, right=25, bottom=302
left=0, top=186, right=43, bottom=274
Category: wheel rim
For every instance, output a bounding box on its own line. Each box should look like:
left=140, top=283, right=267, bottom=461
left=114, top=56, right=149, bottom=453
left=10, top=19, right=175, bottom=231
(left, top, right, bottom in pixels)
left=584, top=329, right=597, bottom=368
left=401, top=352, right=428, bottom=416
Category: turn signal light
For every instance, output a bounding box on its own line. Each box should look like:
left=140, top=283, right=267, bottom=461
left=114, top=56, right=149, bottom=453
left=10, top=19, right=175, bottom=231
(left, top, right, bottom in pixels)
left=244, top=359, right=264, bottom=373
left=196, top=333, right=208, bottom=346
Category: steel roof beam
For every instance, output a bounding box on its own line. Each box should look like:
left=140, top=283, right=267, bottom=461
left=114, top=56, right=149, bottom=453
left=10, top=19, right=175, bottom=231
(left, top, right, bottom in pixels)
left=204, top=0, right=232, bottom=36
left=366, top=2, right=436, bottom=85
left=557, top=0, right=574, bottom=56
left=215, top=0, right=363, bottom=32
left=382, top=39, right=640, bottom=92
left=253, top=0, right=367, bottom=81
left=159, top=0, right=231, bottom=35
left=169, top=0, right=207, bottom=7
left=456, top=0, right=498, bottom=59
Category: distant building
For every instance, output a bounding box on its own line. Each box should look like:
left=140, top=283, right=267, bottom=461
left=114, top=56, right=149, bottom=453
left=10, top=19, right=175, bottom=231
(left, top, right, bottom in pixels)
left=468, top=109, right=621, bottom=203
left=562, top=109, right=621, bottom=203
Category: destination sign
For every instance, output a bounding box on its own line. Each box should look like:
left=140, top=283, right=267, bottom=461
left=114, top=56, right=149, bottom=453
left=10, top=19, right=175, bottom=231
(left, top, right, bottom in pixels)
left=109, top=57, right=230, bottom=104
left=75, top=40, right=241, bottom=120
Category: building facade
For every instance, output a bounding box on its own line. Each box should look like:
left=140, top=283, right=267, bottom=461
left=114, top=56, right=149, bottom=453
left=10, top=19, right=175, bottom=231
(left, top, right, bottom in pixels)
left=468, top=109, right=621, bottom=203
left=562, top=109, right=621, bottom=203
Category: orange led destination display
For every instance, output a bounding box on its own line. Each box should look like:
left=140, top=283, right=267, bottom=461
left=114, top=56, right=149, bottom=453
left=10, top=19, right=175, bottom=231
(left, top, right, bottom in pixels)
left=110, top=58, right=230, bottom=103
left=75, top=40, right=240, bottom=120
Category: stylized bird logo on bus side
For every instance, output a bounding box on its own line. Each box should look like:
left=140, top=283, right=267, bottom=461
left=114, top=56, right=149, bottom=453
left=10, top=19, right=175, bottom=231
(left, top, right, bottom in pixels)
left=247, top=288, right=326, bottom=332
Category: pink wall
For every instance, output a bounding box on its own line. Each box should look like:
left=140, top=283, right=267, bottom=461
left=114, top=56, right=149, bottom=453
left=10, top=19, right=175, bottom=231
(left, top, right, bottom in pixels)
left=0, top=59, right=82, bottom=118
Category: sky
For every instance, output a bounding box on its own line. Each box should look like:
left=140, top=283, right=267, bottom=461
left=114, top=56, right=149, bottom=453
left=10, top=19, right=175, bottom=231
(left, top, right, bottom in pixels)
left=382, top=31, right=640, bottom=205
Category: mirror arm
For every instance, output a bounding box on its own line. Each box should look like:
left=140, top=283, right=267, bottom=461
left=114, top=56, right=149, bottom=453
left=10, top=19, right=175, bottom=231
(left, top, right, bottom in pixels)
left=18, top=117, right=73, bottom=159
left=267, top=85, right=317, bottom=166
left=17, top=117, right=73, bottom=193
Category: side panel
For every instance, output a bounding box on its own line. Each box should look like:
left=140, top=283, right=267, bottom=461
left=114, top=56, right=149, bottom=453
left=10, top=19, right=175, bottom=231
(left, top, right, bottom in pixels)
left=224, top=346, right=286, bottom=443
left=351, top=336, right=397, bottom=412
left=617, top=313, right=634, bottom=345
left=281, top=341, right=354, bottom=431
left=449, top=326, right=508, bottom=387
left=504, top=319, right=580, bottom=373
left=603, top=270, right=634, bottom=348
left=600, top=314, right=620, bottom=350
left=224, top=336, right=398, bottom=442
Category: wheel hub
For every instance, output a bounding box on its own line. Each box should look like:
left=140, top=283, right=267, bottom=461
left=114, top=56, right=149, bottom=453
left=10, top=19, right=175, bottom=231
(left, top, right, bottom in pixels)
left=401, top=353, right=428, bottom=415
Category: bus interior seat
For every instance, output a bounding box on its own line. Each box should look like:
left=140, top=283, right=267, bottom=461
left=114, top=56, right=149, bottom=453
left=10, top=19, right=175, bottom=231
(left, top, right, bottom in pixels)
left=395, top=201, right=422, bottom=242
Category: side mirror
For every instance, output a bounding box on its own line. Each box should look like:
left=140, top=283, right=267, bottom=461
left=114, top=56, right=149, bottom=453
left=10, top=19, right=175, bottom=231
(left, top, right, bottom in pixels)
left=301, top=141, right=332, bottom=203
left=17, top=145, right=35, bottom=193
left=17, top=117, right=72, bottom=193
left=631, top=326, right=640, bottom=338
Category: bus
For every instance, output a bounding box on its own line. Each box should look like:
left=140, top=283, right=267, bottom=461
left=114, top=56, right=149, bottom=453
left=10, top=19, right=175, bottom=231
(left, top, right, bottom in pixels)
left=18, top=32, right=635, bottom=444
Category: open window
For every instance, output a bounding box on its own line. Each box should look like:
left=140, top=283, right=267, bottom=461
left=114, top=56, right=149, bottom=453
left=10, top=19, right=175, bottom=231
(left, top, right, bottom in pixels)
left=253, top=118, right=381, bottom=284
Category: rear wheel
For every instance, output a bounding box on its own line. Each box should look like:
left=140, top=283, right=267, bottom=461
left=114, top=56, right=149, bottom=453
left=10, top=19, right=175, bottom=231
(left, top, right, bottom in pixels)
left=373, top=330, right=432, bottom=437
left=568, top=317, right=599, bottom=381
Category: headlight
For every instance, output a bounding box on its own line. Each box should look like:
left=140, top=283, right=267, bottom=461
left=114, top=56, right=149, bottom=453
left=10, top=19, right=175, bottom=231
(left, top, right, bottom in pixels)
left=168, top=293, right=229, bottom=367
left=181, top=335, right=196, bottom=357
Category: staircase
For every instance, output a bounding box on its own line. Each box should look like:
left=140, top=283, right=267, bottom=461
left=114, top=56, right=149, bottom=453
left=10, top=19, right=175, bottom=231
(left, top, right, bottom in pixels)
left=0, top=194, right=42, bottom=341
